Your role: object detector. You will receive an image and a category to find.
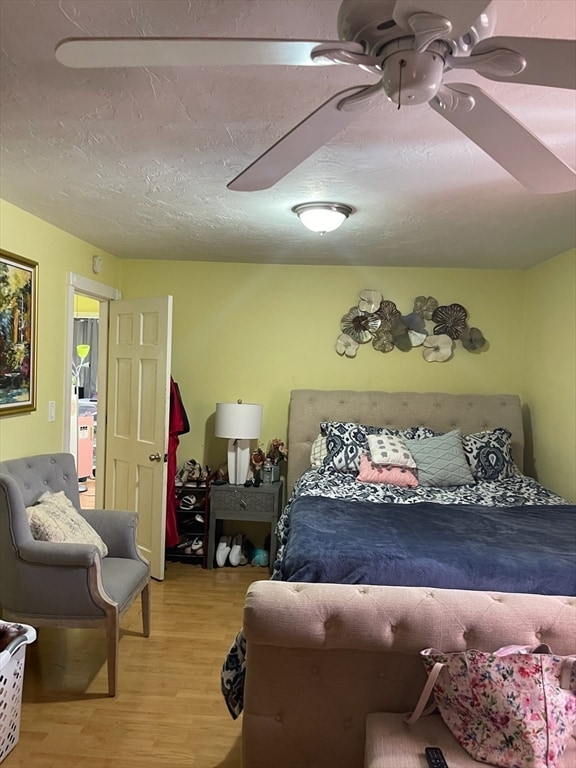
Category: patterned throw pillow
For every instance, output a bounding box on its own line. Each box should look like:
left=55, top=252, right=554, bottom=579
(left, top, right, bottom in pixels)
left=319, top=422, right=440, bottom=474
left=310, top=433, right=328, bottom=469
left=356, top=454, right=419, bottom=487
left=26, top=491, right=108, bottom=557
left=401, top=426, right=441, bottom=440
left=406, top=430, right=475, bottom=487
left=462, top=427, right=518, bottom=481
left=367, top=433, right=416, bottom=468
left=319, top=421, right=386, bottom=474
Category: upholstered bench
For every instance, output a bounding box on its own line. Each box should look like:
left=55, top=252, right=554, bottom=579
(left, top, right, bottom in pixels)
left=240, top=580, right=576, bottom=768
left=364, top=712, right=576, bottom=768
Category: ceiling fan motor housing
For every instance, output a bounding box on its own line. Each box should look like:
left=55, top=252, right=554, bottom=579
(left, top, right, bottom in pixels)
left=338, top=0, right=402, bottom=55
left=337, top=0, right=496, bottom=59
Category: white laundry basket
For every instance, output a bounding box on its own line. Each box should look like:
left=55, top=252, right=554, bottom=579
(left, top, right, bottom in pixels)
left=0, top=623, right=36, bottom=763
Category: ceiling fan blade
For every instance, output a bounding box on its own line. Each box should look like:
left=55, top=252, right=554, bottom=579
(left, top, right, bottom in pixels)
left=227, top=85, right=375, bottom=191
left=55, top=37, right=364, bottom=69
left=393, top=0, right=491, bottom=38
left=470, top=37, right=576, bottom=89
left=430, top=83, right=576, bottom=194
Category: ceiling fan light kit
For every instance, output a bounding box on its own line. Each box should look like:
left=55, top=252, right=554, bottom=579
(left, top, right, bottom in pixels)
left=292, top=203, right=354, bottom=234
left=55, top=0, right=576, bottom=195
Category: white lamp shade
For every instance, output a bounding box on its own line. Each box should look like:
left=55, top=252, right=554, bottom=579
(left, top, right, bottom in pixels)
left=215, top=402, right=263, bottom=439
left=215, top=402, right=263, bottom=485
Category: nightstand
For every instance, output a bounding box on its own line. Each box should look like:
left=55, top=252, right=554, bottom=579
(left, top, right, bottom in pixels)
left=208, top=480, right=284, bottom=572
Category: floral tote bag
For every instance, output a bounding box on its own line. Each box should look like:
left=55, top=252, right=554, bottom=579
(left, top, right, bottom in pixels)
left=406, top=644, right=576, bottom=768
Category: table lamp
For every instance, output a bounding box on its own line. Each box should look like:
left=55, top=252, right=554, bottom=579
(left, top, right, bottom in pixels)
left=215, top=400, right=263, bottom=485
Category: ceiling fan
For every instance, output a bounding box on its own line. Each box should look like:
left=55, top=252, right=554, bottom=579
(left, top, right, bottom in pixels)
left=54, top=0, right=576, bottom=194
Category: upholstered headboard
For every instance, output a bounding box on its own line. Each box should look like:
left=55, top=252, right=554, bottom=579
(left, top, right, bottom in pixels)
left=286, top=390, right=524, bottom=495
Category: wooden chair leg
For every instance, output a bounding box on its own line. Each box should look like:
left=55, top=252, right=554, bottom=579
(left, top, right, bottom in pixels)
left=141, top=582, right=151, bottom=638
left=106, top=610, right=119, bottom=697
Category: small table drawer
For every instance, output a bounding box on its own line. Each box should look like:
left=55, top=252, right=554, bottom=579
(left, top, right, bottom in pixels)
left=212, top=488, right=276, bottom=517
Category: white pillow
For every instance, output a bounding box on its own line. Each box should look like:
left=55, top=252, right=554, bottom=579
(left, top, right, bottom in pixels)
left=367, top=433, right=416, bottom=468
left=26, top=490, right=108, bottom=557
left=310, top=434, right=328, bottom=469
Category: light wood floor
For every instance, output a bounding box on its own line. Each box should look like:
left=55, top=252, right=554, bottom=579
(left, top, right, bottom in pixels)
left=6, top=564, right=268, bottom=767
left=78, top=478, right=96, bottom=510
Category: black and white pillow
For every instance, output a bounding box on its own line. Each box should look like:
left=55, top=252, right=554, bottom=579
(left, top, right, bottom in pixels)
left=462, top=428, right=518, bottom=481
left=319, top=421, right=384, bottom=474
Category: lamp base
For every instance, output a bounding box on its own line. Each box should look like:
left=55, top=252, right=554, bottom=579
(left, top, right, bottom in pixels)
left=227, top=439, right=252, bottom=485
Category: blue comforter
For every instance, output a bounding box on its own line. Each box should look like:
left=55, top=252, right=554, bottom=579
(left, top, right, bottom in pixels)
left=221, top=474, right=574, bottom=719
left=279, top=497, right=576, bottom=595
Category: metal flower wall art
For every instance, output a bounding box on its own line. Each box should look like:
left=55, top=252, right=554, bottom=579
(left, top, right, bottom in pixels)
left=336, top=291, right=486, bottom=362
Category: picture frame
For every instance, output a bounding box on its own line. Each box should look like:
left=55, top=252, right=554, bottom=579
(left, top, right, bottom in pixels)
left=0, top=249, right=38, bottom=415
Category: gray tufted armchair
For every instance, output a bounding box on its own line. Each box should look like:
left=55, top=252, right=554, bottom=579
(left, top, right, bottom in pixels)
left=0, top=452, right=150, bottom=696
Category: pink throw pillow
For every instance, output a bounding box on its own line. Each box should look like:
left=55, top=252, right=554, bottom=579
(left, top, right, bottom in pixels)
left=356, top=453, right=419, bottom=487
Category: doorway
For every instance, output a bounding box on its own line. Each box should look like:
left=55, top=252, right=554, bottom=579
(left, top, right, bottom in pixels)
left=65, top=272, right=120, bottom=510
left=73, top=296, right=99, bottom=505
left=65, top=275, right=173, bottom=579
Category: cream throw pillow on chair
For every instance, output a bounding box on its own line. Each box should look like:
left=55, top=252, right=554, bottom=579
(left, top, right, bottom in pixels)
left=26, top=490, right=108, bottom=557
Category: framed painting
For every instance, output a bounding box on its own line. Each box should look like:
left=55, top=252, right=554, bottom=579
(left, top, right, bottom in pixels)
left=0, top=250, right=38, bottom=415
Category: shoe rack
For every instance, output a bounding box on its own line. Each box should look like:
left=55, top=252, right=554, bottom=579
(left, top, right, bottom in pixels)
left=165, top=478, right=212, bottom=567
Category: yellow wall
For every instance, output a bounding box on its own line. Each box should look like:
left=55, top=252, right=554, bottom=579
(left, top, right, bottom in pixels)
left=1, top=200, right=574, bottom=503
left=0, top=199, right=120, bottom=459
left=75, top=295, right=100, bottom=316
left=119, top=261, right=525, bottom=471
left=522, top=249, right=576, bottom=501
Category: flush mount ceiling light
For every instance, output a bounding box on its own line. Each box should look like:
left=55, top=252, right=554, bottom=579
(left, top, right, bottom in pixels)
left=292, top=202, right=353, bottom=235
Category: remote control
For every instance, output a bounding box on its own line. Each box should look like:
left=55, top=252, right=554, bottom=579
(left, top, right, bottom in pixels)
left=425, top=747, right=449, bottom=768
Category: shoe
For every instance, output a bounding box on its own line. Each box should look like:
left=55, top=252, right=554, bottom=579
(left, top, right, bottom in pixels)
left=241, top=538, right=255, bottom=566
left=194, top=513, right=204, bottom=523
left=229, top=534, right=243, bottom=567
left=180, top=495, right=197, bottom=510
left=190, top=537, right=203, bottom=551
left=216, top=536, right=231, bottom=567
left=184, top=542, right=203, bottom=556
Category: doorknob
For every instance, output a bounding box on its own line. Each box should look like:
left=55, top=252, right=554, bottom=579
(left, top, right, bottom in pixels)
left=148, top=453, right=162, bottom=462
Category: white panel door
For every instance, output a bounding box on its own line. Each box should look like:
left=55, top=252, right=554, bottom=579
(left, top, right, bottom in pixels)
left=105, top=296, right=173, bottom=580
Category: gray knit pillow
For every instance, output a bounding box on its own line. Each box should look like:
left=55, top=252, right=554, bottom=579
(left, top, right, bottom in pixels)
left=406, top=430, right=474, bottom=487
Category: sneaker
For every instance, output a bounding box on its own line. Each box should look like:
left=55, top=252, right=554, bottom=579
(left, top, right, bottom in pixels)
left=179, top=495, right=197, bottom=510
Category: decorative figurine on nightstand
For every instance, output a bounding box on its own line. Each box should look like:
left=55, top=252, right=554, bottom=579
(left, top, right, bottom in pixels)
left=263, top=438, right=288, bottom=482
left=250, top=446, right=266, bottom=485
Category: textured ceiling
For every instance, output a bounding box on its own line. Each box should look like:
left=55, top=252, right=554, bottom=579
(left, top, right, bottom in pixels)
left=0, top=0, right=575, bottom=269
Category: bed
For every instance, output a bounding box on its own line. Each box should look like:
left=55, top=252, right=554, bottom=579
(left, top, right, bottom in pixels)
left=222, top=390, right=575, bottom=720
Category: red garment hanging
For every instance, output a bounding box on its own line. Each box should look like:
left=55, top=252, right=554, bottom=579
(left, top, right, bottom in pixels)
left=165, top=378, right=189, bottom=548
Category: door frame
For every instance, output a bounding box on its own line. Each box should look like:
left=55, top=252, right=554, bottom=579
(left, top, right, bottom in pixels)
left=65, top=273, right=120, bottom=508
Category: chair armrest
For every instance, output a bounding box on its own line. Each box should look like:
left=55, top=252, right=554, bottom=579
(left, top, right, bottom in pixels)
left=18, top=538, right=98, bottom=567
left=81, top=509, right=143, bottom=560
